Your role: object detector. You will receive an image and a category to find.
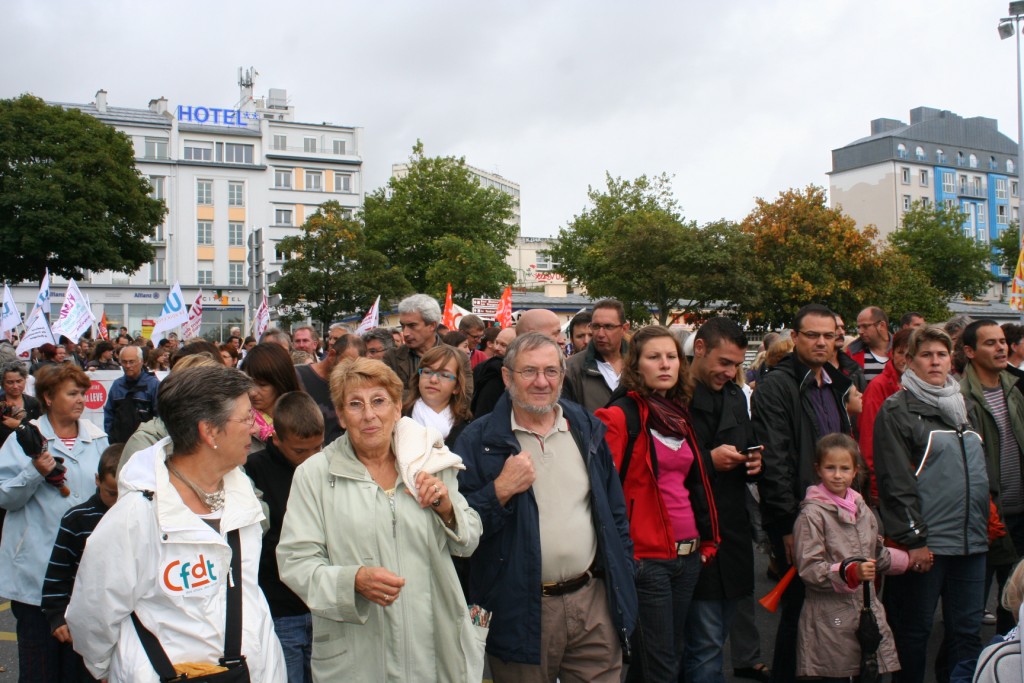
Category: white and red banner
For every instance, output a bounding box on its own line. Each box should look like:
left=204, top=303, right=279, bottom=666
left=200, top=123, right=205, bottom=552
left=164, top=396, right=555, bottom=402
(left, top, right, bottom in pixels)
left=27, top=269, right=50, bottom=324
left=151, top=282, right=188, bottom=342
left=98, top=311, right=109, bottom=341
left=182, top=289, right=204, bottom=339
left=51, top=279, right=95, bottom=342
left=355, top=296, right=380, bottom=335
left=1, top=285, right=22, bottom=336
left=17, top=308, right=56, bottom=357
left=253, top=291, right=270, bottom=339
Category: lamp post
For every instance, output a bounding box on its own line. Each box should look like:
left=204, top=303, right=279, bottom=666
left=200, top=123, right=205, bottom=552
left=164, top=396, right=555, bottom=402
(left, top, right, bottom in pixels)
left=1000, top=2, right=1024, bottom=315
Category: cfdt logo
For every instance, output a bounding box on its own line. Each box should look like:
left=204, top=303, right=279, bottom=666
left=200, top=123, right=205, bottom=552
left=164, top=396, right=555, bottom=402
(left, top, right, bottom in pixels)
left=162, top=553, right=220, bottom=595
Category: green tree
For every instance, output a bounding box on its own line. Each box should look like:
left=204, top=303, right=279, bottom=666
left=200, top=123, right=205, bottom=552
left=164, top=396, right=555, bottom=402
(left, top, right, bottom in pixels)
left=0, top=95, right=165, bottom=283
left=550, top=172, right=757, bottom=325
left=993, top=221, right=1021, bottom=278
left=888, top=200, right=993, bottom=299
left=271, top=201, right=410, bottom=331
left=870, top=247, right=951, bottom=324
left=363, top=141, right=517, bottom=306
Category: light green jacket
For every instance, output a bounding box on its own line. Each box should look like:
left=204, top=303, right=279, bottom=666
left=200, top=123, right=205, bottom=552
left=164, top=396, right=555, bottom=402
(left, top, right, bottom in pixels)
left=277, top=433, right=482, bottom=682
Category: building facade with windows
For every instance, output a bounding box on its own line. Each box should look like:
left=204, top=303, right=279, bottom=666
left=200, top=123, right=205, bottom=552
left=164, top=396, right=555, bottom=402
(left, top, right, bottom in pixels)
left=13, top=84, right=363, bottom=339
left=829, top=106, right=1020, bottom=286
left=391, top=161, right=521, bottom=230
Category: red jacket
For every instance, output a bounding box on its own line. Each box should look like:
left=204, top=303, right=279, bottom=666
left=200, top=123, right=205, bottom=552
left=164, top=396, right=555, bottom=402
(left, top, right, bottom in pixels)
left=596, top=392, right=720, bottom=561
left=857, top=359, right=902, bottom=499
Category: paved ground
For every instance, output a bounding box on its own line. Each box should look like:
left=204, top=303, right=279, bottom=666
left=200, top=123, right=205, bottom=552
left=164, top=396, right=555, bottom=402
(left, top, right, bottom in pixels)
left=0, top=549, right=1000, bottom=680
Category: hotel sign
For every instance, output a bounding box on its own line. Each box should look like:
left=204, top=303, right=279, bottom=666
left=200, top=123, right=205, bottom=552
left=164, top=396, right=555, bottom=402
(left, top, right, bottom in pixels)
left=177, top=105, right=259, bottom=127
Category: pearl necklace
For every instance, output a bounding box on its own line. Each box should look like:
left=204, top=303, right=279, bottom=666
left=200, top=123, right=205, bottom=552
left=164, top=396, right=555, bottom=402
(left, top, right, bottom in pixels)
left=166, top=458, right=226, bottom=512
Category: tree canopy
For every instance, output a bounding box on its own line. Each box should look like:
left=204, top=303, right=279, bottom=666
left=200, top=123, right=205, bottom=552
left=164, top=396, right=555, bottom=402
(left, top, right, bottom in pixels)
left=740, top=186, right=948, bottom=326
left=549, top=173, right=757, bottom=325
left=993, top=221, right=1020, bottom=278
left=362, top=141, right=517, bottom=306
left=0, top=94, right=165, bottom=284
left=887, top=200, right=993, bottom=300
left=271, top=201, right=410, bottom=331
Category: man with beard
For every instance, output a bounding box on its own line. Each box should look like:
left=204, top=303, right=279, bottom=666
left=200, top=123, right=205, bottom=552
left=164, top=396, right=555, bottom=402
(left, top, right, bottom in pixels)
left=456, top=333, right=636, bottom=681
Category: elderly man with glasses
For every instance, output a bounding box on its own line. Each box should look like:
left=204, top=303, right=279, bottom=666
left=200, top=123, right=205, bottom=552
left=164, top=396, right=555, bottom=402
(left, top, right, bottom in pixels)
left=103, top=344, right=161, bottom=443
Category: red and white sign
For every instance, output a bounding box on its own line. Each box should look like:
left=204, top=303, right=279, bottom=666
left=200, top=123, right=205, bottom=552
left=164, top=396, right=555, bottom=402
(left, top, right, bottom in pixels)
left=472, top=298, right=501, bottom=320
left=85, top=381, right=107, bottom=410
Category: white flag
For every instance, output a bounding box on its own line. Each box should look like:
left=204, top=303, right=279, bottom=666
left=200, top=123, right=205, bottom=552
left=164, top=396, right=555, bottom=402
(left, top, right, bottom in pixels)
left=355, top=296, right=381, bottom=335
left=17, top=308, right=56, bottom=357
left=151, top=281, right=189, bottom=342
left=253, top=291, right=270, bottom=339
left=27, top=269, right=50, bottom=323
left=51, top=280, right=96, bottom=342
left=1, top=285, right=22, bottom=335
left=182, top=290, right=204, bottom=339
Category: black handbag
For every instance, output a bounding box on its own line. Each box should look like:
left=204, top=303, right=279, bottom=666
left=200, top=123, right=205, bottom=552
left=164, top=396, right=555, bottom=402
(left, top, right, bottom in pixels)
left=131, top=529, right=250, bottom=682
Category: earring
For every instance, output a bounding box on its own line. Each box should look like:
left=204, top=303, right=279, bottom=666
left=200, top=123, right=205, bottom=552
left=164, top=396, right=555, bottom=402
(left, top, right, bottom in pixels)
left=212, top=442, right=218, bottom=450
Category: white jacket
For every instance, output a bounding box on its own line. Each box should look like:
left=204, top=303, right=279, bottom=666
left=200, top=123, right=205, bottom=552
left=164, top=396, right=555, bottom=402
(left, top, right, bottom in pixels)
left=66, top=438, right=286, bottom=682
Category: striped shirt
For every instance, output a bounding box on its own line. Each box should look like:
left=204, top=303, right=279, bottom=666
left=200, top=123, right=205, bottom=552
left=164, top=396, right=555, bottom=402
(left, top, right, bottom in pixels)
left=983, top=385, right=1024, bottom=514
left=861, top=348, right=889, bottom=383
left=40, top=491, right=110, bottom=632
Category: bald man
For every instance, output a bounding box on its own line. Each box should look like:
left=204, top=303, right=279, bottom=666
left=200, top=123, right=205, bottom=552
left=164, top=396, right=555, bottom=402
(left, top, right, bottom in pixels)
left=515, top=309, right=562, bottom=340
left=472, top=326, right=520, bottom=418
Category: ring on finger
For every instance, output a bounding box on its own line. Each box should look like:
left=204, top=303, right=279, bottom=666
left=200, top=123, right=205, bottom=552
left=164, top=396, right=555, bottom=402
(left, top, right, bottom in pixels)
left=433, top=484, right=441, bottom=494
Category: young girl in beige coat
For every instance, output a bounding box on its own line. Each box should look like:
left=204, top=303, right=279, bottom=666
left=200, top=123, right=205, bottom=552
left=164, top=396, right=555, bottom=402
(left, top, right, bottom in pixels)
left=793, top=434, right=911, bottom=680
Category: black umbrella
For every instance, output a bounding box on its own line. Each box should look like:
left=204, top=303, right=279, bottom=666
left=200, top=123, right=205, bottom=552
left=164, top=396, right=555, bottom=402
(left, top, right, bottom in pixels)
left=857, top=576, right=882, bottom=682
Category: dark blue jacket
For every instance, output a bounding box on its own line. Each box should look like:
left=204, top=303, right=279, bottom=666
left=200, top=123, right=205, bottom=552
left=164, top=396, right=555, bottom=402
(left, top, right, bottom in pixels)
left=102, top=369, right=160, bottom=435
left=455, top=392, right=637, bottom=665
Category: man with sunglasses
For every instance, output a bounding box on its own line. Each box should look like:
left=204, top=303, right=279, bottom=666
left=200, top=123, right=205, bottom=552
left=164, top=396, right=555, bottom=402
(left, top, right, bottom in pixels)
left=751, top=303, right=853, bottom=683
left=849, top=306, right=892, bottom=383
left=562, top=299, right=630, bottom=414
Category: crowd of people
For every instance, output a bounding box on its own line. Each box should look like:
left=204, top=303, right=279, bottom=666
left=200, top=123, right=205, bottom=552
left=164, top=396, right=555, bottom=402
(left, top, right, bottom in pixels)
left=1, top=293, right=1023, bottom=682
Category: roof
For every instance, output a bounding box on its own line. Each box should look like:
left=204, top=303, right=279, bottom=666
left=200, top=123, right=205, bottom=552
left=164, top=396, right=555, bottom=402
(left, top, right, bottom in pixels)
left=52, top=101, right=171, bottom=129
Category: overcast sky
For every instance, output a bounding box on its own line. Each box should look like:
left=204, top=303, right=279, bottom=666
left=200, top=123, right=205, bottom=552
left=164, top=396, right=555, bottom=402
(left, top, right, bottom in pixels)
left=2, top=0, right=1020, bottom=237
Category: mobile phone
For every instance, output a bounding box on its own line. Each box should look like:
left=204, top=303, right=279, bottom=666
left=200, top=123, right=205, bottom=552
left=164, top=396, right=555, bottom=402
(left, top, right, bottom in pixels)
left=743, top=445, right=763, bottom=458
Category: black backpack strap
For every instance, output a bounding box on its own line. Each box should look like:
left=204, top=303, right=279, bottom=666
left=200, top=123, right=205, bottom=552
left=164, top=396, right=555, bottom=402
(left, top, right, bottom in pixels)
left=131, top=613, right=181, bottom=682
left=223, top=528, right=243, bottom=662
left=610, top=396, right=642, bottom=486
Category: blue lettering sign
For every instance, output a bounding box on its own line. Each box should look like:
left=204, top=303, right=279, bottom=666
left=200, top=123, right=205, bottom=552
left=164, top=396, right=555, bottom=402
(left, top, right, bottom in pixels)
left=176, top=104, right=252, bottom=128
left=163, top=293, right=182, bottom=314
left=194, top=107, right=209, bottom=123
left=177, top=105, right=192, bottom=122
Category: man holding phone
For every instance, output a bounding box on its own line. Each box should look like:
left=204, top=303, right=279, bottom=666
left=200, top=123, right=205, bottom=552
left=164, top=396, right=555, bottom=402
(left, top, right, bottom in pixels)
left=683, top=317, right=764, bottom=682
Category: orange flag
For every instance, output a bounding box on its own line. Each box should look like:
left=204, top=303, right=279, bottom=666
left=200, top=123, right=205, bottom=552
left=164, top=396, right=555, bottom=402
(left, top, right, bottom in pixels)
left=98, top=311, right=109, bottom=341
left=442, top=283, right=456, bottom=328
left=495, top=286, right=513, bottom=328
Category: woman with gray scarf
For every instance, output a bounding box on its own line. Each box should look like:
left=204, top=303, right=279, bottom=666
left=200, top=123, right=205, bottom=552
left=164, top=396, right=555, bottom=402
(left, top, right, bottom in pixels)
left=874, top=325, right=989, bottom=683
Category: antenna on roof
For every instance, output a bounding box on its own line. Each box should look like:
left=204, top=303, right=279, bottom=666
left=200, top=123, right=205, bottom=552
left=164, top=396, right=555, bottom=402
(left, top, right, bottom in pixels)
left=236, top=67, right=257, bottom=113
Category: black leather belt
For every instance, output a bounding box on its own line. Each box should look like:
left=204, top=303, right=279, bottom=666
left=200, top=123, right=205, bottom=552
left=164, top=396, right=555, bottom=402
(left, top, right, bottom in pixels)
left=541, top=565, right=605, bottom=597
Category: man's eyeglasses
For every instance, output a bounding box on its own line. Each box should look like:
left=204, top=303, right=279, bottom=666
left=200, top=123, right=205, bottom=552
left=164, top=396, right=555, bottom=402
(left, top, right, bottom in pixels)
left=591, top=323, right=623, bottom=332
left=418, top=368, right=456, bottom=382
left=226, top=409, right=257, bottom=428
left=511, top=367, right=563, bottom=381
left=796, top=330, right=837, bottom=342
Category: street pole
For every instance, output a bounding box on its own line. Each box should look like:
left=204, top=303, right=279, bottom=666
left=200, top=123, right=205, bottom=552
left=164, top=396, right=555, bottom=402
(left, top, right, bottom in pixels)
left=1000, top=3, right=1024, bottom=320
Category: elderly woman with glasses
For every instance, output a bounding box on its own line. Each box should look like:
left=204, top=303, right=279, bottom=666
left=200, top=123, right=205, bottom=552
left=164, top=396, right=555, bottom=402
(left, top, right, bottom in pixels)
left=277, top=357, right=482, bottom=682
left=66, top=365, right=287, bottom=682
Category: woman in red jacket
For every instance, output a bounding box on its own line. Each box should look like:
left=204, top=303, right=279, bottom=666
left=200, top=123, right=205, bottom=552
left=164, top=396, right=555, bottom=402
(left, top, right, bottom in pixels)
left=595, top=325, right=719, bottom=683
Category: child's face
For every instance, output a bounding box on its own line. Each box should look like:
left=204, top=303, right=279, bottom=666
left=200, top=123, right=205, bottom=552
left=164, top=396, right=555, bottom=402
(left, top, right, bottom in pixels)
left=815, top=448, right=856, bottom=497
left=96, top=474, right=118, bottom=508
left=272, top=431, right=324, bottom=467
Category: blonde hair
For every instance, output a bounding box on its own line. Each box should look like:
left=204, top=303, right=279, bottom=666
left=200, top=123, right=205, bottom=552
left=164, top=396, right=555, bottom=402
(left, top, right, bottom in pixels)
left=1003, top=559, right=1024, bottom=615
left=172, top=353, right=223, bottom=371
left=765, top=338, right=795, bottom=367
left=329, top=357, right=403, bottom=411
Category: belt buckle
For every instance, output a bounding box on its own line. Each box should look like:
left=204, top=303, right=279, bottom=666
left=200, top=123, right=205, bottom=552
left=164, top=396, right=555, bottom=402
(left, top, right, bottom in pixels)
left=676, top=539, right=698, bottom=556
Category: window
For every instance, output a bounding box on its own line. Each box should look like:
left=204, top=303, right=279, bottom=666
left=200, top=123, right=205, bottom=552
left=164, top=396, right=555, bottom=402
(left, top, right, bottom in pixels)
left=149, top=258, right=165, bottom=284
left=901, top=167, right=910, bottom=184
left=305, top=171, right=322, bottom=191
left=969, top=153, right=978, bottom=169
left=224, top=143, right=253, bottom=164
left=333, top=139, right=347, bottom=155
left=273, top=134, right=287, bottom=150
left=144, top=138, right=167, bottom=160
left=919, top=170, right=929, bottom=187
left=150, top=223, right=165, bottom=242
left=197, top=261, right=214, bottom=286
left=998, top=204, right=1009, bottom=225
left=937, top=148, right=946, bottom=164
left=915, top=146, right=925, bottom=160
left=963, top=203, right=977, bottom=239
left=197, top=221, right=213, bottom=245
left=957, top=151, right=965, bottom=166
left=274, top=169, right=292, bottom=189
left=902, top=195, right=912, bottom=211
left=334, top=173, right=352, bottom=193
left=275, top=209, right=293, bottom=226
left=1010, top=159, right=1017, bottom=174
left=149, top=176, right=165, bottom=200
left=897, top=143, right=908, bottom=159
left=228, top=181, right=244, bottom=206
left=228, top=222, right=243, bottom=247
left=945, top=198, right=956, bottom=209
left=536, top=251, right=559, bottom=271
left=997, top=178, right=1008, bottom=200
left=921, top=196, right=931, bottom=208
left=228, top=261, right=244, bottom=286
left=304, top=137, right=317, bottom=153
left=979, top=203, right=987, bottom=224
left=958, top=174, right=968, bottom=193
left=183, top=141, right=212, bottom=161
left=196, top=179, right=212, bottom=205
left=1014, top=181, right=1020, bottom=198
left=942, top=172, right=955, bottom=194
left=274, top=244, right=291, bottom=262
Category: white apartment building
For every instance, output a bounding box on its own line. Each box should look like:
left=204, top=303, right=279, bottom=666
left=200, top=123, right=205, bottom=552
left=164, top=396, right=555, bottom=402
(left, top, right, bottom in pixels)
left=16, top=76, right=363, bottom=339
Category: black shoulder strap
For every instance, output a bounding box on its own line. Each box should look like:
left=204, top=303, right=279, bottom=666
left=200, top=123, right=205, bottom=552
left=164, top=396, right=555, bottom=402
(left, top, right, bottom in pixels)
left=611, top=396, right=642, bottom=486
left=131, top=528, right=244, bottom=679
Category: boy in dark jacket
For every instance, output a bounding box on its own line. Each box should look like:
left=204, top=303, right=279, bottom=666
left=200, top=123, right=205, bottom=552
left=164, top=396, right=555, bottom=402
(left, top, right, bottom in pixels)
left=40, top=443, right=123, bottom=682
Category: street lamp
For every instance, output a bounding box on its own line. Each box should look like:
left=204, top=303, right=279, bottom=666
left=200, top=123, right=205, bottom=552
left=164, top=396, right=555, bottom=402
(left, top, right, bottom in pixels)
left=1000, top=1, right=1024, bottom=306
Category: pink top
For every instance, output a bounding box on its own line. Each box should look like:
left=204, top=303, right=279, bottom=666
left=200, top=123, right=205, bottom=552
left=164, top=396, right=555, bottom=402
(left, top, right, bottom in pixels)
left=653, top=434, right=699, bottom=541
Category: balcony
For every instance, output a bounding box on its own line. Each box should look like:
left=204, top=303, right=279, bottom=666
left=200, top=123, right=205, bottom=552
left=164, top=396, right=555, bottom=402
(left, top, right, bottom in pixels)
left=957, top=184, right=986, bottom=198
